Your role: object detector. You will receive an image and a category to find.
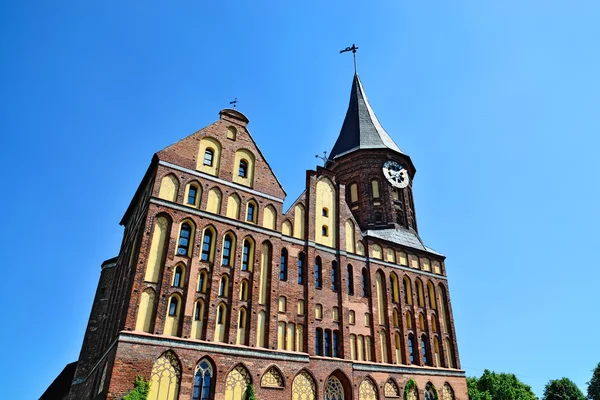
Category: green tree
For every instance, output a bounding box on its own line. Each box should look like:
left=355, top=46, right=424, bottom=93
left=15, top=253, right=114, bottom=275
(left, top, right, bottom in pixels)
left=468, top=370, right=537, bottom=400
left=543, top=378, right=585, bottom=400
left=123, top=376, right=151, bottom=400
left=588, top=362, right=600, bottom=400
left=246, top=383, right=257, bottom=400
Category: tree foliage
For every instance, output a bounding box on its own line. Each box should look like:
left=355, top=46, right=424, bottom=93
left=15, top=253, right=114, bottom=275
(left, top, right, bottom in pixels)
left=468, top=370, right=537, bottom=400
left=589, top=362, right=600, bottom=400
left=246, top=383, right=257, bottom=400
left=123, top=376, right=151, bottom=400
left=542, top=378, right=585, bottom=400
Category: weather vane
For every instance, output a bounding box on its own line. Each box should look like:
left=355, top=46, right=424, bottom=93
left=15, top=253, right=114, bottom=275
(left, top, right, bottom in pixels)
left=229, top=98, right=238, bottom=108
left=340, top=43, right=359, bottom=73
left=315, top=151, right=334, bottom=167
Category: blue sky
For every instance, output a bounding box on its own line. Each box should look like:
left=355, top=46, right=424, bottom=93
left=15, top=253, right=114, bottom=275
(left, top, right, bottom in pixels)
left=1, top=1, right=599, bottom=399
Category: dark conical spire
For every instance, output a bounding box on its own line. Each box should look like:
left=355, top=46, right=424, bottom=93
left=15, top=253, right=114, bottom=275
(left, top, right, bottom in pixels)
left=329, top=74, right=403, bottom=161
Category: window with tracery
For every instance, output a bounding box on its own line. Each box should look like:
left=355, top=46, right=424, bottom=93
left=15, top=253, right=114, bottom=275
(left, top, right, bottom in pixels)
left=177, top=223, right=192, bottom=256
left=192, top=359, right=212, bottom=400
left=442, top=383, right=454, bottom=400
left=148, top=351, right=181, bottom=400
left=224, top=364, right=251, bottom=400
left=261, top=367, right=284, bottom=388
left=292, top=371, right=316, bottom=400
left=384, top=379, right=400, bottom=397
left=424, top=383, right=436, bottom=400
left=325, top=376, right=344, bottom=400
left=358, top=378, right=378, bottom=400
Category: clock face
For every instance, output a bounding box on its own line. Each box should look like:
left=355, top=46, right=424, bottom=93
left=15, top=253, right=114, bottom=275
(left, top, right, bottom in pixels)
left=382, top=161, right=410, bottom=188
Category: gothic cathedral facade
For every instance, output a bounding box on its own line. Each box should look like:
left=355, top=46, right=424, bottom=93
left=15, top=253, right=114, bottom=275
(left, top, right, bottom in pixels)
left=66, top=74, right=468, bottom=400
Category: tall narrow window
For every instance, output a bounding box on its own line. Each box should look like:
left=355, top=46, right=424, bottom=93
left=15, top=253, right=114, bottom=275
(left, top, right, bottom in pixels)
left=362, top=268, right=369, bottom=297
left=324, top=329, right=332, bottom=357
left=177, top=223, right=192, bottom=256
left=315, top=304, right=323, bottom=319
left=331, top=261, right=338, bottom=291
left=246, top=203, right=255, bottom=222
left=203, top=149, right=214, bottom=166
left=421, top=335, right=429, bottom=365
left=216, top=304, right=225, bottom=324
left=239, top=280, right=248, bottom=301
left=198, top=271, right=207, bottom=293
left=173, top=266, right=183, bottom=287
left=349, top=310, right=355, bottom=324
left=408, top=333, right=416, bottom=364
left=333, top=331, right=340, bottom=358
left=192, top=360, right=213, bottom=400
left=241, top=240, right=251, bottom=271
left=201, top=230, right=213, bottom=261
left=347, top=264, right=354, bottom=295
left=280, top=248, right=288, bottom=281
left=222, top=235, right=233, bottom=266
left=187, top=185, right=198, bottom=205
left=315, top=257, right=322, bottom=289
left=168, top=296, right=178, bottom=316
left=371, top=180, right=380, bottom=198
left=298, top=252, right=305, bottom=284
left=219, top=276, right=228, bottom=297
left=404, top=276, right=413, bottom=305
left=316, top=328, right=323, bottom=356
left=238, top=160, right=248, bottom=178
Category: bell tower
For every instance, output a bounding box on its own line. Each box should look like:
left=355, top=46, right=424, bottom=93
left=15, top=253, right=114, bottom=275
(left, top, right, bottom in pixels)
left=327, top=74, right=418, bottom=233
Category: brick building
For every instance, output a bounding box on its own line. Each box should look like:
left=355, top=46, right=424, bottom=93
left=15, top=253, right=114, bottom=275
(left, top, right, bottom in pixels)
left=62, top=73, right=468, bottom=400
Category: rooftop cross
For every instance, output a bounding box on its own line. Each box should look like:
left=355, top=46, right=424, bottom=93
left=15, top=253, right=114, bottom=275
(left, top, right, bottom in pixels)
left=229, top=97, right=238, bottom=108
left=315, top=151, right=334, bottom=167
left=340, top=44, right=359, bottom=74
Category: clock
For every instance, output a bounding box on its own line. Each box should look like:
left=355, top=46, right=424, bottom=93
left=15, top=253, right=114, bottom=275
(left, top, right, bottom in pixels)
left=382, top=160, right=410, bottom=188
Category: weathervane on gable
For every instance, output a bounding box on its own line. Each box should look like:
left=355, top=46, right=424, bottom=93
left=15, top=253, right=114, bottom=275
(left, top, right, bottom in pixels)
left=229, top=98, right=238, bottom=108
left=340, top=43, right=359, bottom=73
left=315, top=151, right=334, bottom=167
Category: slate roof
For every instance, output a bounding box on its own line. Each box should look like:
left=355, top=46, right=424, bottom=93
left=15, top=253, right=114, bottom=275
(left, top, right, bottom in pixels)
left=364, top=228, right=444, bottom=257
left=329, top=74, right=403, bottom=160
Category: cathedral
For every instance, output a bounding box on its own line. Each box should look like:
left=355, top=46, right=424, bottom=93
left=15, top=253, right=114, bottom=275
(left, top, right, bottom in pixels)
left=56, top=73, right=468, bottom=400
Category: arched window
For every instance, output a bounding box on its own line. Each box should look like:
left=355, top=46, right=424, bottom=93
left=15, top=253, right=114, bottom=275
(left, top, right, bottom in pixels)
left=187, top=185, right=199, bottom=206
left=428, top=281, right=437, bottom=309
left=371, top=179, right=380, bottom=198
left=403, top=276, right=413, bottom=305
left=203, top=148, right=214, bottom=166
left=315, top=257, right=322, bottom=289
left=246, top=202, right=256, bottom=223
left=333, top=330, right=340, bottom=358
left=298, top=252, right=305, bottom=284
left=393, top=309, right=399, bottom=328
left=192, top=359, right=213, bottom=400
left=347, top=264, right=354, bottom=295
left=218, top=275, right=229, bottom=297
left=443, top=383, right=455, bottom=400
left=239, top=280, right=248, bottom=301
left=173, top=266, right=183, bottom=287
left=325, top=375, right=344, bottom=399
left=148, top=351, right=181, bottom=400
left=297, top=299, right=305, bottom=315
left=331, top=261, right=338, bottom=291
left=362, top=268, right=369, bottom=297
left=236, top=308, right=247, bottom=345
left=194, top=300, right=204, bottom=321
left=359, top=378, right=378, bottom=400
left=315, top=304, right=323, bottom=319
left=419, top=313, right=426, bottom=330
left=406, top=312, right=413, bottom=329
left=201, top=229, right=213, bottom=261
left=394, top=332, right=402, bottom=364
left=256, top=311, right=267, bottom=348
left=168, top=296, right=178, bottom=316
left=385, top=379, right=400, bottom=398
left=390, top=273, right=400, bottom=303
left=278, top=296, right=287, bottom=313
left=198, top=271, right=208, bottom=293
left=177, top=222, right=192, bottom=256
left=216, top=303, right=226, bottom=324
left=222, top=234, right=233, bottom=266
left=241, top=239, right=252, bottom=271
left=280, top=248, right=288, bottom=281
left=238, top=159, right=248, bottom=178
left=416, top=279, right=425, bottom=307
left=349, top=183, right=358, bottom=203
left=408, top=333, right=416, bottom=364
left=433, top=336, right=441, bottom=366
left=332, top=307, right=339, bottom=321
left=421, top=335, right=430, bottom=365
left=322, top=225, right=328, bottom=237
left=349, top=310, right=356, bottom=324
left=425, top=383, right=436, bottom=400
left=445, top=338, right=456, bottom=368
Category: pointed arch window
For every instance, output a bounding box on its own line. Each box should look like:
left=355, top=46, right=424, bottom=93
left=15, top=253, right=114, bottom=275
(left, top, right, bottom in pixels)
left=168, top=296, right=178, bottom=317
left=173, top=266, right=183, bottom=287
left=216, top=303, right=226, bottom=324
left=331, top=261, right=338, bottom=292
left=362, top=268, right=369, bottom=297
left=404, top=276, right=413, bottom=305
left=218, top=275, right=229, bottom=297
left=408, top=333, right=416, bottom=364
left=298, top=252, right=305, bottom=284
left=198, top=271, right=208, bottom=293
left=187, top=185, right=199, bottom=205
left=201, top=230, right=213, bottom=261
left=425, top=383, right=436, bottom=400
left=315, top=257, right=322, bottom=289
left=280, top=248, right=288, bottom=281
left=239, top=280, right=248, bottom=301
left=421, top=335, right=430, bottom=365
left=177, top=223, right=192, bottom=256
left=347, top=264, right=354, bottom=295
left=192, top=360, right=213, bottom=400
left=203, top=148, right=214, bottom=166
left=246, top=203, right=255, bottom=223
left=241, top=239, right=251, bottom=271
left=238, top=159, right=248, bottom=178
left=222, top=234, right=233, bottom=266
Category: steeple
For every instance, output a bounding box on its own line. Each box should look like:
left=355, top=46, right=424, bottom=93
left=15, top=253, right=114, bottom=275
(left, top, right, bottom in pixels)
left=328, top=74, right=403, bottom=161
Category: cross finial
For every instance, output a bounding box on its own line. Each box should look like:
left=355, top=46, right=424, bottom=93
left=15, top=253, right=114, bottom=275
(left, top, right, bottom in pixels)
left=315, top=151, right=334, bottom=167
left=340, top=44, right=359, bottom=73
left=229, top=98, right=238, bottom=108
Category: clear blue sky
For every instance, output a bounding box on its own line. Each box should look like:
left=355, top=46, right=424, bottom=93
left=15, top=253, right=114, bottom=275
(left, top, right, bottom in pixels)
left=1, top=1, right=599, bottom=399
